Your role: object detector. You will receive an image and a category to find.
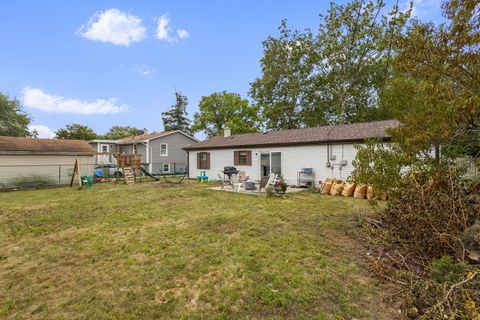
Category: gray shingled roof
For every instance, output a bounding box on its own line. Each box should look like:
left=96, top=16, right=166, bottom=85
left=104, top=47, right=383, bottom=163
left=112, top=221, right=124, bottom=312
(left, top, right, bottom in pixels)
left=184, top=120, right=399, bottom=150
left=117, top=130, right=198, bottom=145
left=0, top=136, right=95, bottom=154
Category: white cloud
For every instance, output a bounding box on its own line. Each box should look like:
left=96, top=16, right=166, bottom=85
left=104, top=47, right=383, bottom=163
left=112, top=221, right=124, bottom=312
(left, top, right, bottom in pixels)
left=155, top=14, right=189, bottom=43
left=132, top=65, right=157, bottom=77
left=28, top=125, right=56, bottom=139
left=177, top=29, right=190, bottom=39
left=408, top=0, right=442, bottom=19
left=79, top=9, right=146, bottom=46
left=156, top=15, right=175, bottom=42
left=22, top=87, right=128, bottom=115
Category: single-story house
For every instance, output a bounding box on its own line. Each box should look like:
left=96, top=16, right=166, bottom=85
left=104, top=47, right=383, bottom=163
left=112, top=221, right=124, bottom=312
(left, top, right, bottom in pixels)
left=90, top=130, right=198, bottom=175
left=0, top=136, right=95, bottom=187
left=184, top=120, right=399, bottom=186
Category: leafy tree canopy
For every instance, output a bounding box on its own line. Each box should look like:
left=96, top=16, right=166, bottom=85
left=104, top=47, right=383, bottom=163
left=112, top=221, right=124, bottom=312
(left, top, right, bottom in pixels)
left=162, top=91, right=193, bottom=135
left=383, top=0, right=479, bottom=158
left=103, top=125, right=139, bottom=140
left=0, top=92, right=32, bottom=137
left=55, top=123, right=99, bottom=140
left=250, top=0, right=409, bottom=130
left=353, top=0, right=480, bottom=191
left=192, top=91, right=261, bottom=138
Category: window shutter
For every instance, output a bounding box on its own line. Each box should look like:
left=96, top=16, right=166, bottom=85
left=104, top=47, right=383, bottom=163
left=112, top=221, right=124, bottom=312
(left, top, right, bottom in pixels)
left=233, top=151, right=239, bottom=166
left=197, top=153, right=201, bottom=169
left=246, top=151, right=252, bottom=166
left=206, top=153, right=211, bottom=169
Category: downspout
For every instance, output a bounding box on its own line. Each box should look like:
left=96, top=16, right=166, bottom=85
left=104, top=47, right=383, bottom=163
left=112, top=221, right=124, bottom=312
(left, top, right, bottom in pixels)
left=186, top=150, right=190, bottom=178
left=148, top=141, right=153, bottom=173
left=97, top=143, right=100, bottom=164
left=141, top=140, right=153, bottom=173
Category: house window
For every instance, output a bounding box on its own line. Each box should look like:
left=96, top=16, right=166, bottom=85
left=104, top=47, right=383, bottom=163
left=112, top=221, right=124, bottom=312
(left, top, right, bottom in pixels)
left=160, top=144, right=168, bottom=156
left=101, top=145, right=108, bottom=153
left=163, top=163, right=170, bottom=173
left=197, top=152, right=210, bottom=169
left=234, top=150, right=252, bottom=166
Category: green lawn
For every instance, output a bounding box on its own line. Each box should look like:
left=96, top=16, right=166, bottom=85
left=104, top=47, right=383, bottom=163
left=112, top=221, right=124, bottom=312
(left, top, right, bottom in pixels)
left=0, top=181, right=397, bottom=319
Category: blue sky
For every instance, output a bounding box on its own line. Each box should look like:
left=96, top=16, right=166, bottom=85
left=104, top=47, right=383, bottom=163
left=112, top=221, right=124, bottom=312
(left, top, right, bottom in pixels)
left=0, top=0, right=444, bottom=138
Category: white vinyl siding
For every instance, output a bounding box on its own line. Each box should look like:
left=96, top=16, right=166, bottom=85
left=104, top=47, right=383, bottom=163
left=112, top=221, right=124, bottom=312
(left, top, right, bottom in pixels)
left=188, top=143, right=362, bottom=185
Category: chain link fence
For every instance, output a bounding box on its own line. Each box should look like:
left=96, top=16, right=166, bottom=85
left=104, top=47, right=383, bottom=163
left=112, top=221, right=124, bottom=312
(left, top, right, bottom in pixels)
left=0, top=163, right=96, bottom=190
left=146, top=162, right=188, bottom=176
left=0, top=162, right=189, bottom=190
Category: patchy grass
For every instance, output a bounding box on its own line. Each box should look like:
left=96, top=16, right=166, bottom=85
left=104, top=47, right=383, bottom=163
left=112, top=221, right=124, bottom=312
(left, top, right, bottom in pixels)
left=0, top=181, right=397, bottom=319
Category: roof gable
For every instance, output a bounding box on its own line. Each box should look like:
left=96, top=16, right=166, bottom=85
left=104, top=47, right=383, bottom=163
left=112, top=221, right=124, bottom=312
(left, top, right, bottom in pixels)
left=118, top=130, right=198, bottom=144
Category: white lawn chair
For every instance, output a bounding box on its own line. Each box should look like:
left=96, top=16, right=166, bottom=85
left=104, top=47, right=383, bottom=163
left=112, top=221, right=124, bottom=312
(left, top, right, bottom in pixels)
left=267, top=173, right=279, bottom=188
left=231, top=175, right=244, bottom=192
left=259, top=173, right=278, bottom=192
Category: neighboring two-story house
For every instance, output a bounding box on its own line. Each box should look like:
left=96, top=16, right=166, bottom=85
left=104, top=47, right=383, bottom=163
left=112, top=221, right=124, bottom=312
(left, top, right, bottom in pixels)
left=89, top=130, right=198, bottom=175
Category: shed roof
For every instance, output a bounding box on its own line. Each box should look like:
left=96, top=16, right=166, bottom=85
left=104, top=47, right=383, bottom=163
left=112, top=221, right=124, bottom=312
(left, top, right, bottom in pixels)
left=184, top=120, right=399, bottom=150
left=0, top=136, right=95, bottom=155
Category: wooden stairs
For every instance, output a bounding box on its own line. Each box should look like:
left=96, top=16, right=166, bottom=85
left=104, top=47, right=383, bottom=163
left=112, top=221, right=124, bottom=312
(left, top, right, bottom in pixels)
left=123, top=167, right=135, bottom=184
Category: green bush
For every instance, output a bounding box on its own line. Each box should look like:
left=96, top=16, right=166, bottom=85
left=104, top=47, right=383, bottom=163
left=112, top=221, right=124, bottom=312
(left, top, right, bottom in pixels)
left=429, top=256, right=467, bottom=284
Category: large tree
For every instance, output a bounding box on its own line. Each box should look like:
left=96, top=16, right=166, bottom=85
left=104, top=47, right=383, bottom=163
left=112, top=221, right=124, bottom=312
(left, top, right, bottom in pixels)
left=354, top=0, right=480, bottom=189
left=103, top=125, right=139, bottom=140
left=250, top=0, right=409, bottom=129
left=250, top=20, right=316, bottom=130
left=382, top=0, right=479, bottom=158
left=0, top=92, right=32, bottom=137
left=161, top=91, right=193, bottom=135
left=192, top=91, right=261, bottom=138
left=55, top=123, right=98, bottom=140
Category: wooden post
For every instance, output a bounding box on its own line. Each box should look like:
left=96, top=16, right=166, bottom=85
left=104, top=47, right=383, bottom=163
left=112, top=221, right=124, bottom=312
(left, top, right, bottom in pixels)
left=70, top=159, right=78, bottom=187
left=77, top=157, right=82, bottom=187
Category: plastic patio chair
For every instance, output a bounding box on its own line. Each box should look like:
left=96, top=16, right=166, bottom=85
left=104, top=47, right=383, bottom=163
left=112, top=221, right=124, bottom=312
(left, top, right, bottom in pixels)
left=238, top=171, right=247, bottom=182
left=231, top=175, right=243, bottom=192
left=197, top=170, right=208, bottom=183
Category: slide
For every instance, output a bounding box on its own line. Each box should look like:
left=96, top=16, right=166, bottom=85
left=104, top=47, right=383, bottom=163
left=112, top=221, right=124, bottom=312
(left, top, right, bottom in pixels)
left=140, top=167, right=160, bottom=180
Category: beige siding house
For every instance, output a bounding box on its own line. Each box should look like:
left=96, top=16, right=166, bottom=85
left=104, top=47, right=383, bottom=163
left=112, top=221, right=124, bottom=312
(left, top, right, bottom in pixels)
left=0, top=137, right=95, bottom=187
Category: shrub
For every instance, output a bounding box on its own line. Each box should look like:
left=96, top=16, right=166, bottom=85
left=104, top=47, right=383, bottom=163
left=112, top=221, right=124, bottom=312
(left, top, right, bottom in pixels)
left=429, top=256, right=467, bottom=284
left=360, top=172, right=480, bottom=319
left=381, top=175, right=480, bottom=265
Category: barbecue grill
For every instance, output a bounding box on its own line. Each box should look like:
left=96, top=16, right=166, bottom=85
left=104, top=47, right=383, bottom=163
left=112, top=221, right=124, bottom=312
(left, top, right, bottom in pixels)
left=222, top=166, right=239, bottom=180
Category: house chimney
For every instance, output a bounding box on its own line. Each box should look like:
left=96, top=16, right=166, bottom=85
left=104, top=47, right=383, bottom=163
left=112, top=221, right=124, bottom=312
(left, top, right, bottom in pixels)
left=223, top=127, right=231, bottom=138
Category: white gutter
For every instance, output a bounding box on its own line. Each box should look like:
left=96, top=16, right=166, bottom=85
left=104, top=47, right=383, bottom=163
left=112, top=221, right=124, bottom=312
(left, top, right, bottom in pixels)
left=140, top=140, right=153, bottom=173
left=97, top=143, right=100, bottom=164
